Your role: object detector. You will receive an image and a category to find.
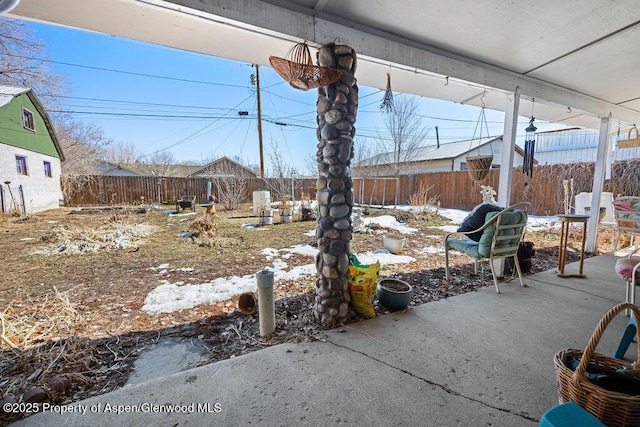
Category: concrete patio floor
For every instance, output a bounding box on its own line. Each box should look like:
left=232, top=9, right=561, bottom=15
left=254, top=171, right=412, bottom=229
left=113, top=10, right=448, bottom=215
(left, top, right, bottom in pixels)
left=12, top=254, right=635, bottom=426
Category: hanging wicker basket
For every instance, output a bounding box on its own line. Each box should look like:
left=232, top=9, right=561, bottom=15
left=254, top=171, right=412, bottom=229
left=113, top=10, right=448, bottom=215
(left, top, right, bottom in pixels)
left=466, top=155, right=493, bottom=181
left=465, top=104, right=494, bottom=183
left=618, top=126, right=640, bottom=149
left=269, top=42, right=342, bottom=91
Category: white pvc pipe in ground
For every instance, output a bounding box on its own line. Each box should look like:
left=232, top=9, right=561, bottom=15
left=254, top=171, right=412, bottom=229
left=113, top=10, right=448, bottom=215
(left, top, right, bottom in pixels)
left=256, top=268, right=275, bottom=336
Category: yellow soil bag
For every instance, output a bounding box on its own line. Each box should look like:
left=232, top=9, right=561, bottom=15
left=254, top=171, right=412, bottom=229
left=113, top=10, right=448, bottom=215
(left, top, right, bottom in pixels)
left=348, top=254, right=380, bottom=318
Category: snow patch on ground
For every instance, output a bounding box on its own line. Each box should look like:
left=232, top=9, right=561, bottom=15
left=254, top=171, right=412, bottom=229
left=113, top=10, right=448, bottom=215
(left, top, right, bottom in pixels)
left=362, top=215, right=418, bottom=234
left=142, top=205, right=558, bottom=314
left=420, top=246, right=444, bottom=254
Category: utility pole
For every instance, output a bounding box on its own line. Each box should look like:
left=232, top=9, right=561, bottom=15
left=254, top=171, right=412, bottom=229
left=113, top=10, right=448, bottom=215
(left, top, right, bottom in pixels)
left=254, top=64, right=265, bottom=178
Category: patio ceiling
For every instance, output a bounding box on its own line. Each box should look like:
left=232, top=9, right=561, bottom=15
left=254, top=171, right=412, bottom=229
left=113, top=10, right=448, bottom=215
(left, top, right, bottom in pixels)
left=9, top=0, right=640, bottom=130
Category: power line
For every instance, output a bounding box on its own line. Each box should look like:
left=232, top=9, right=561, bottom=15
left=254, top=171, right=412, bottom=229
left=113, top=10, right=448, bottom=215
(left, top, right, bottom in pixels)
left=260, top=88, right=316, bottom=106
left=41, top=94, right=242, bottom=111
left=142, top=119, right=237, bottom=158
left=9, top=49, right=566, bottom=129
left=47, top=110, right=256, bottom=119
left=204, top=109, right=248, bottom=159
left=141, top=93, right=255, bottom=157
left=6, top=53, right=249, bottom=88
left=50, top=108, right=536, bottom=144
left=42, top=90, right=539, bottom=128
left=238, top=96, right=258, bottom=158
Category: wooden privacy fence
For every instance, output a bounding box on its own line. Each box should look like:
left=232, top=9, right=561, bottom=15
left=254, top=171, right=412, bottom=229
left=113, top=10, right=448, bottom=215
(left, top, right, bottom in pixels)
left=63, top=176, right=268, bottom=207
left=354, top=168, right=576, bottom=215
left=62, top=175, right=318, bottom=207
left=62, top=160, right=639, bottom=213
left=354, top=160, right=640, bottom=216
left=63, top=175, right=213, bottom=206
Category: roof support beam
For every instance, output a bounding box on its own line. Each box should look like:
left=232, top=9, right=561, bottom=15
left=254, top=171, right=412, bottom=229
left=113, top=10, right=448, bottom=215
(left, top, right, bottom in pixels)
left=164, top=0, right=640, bottom=124
left=586, top=115, right=612, bottom=253
left=498, top=88, right=520, bottom=208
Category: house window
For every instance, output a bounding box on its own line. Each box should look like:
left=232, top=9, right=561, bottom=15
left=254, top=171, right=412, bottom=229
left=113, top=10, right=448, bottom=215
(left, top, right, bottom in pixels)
left=22, top=107, right=35, bottom=131
left=16, top=155, right=28, bottom=175
left=43, top=161, right=52, bottom=177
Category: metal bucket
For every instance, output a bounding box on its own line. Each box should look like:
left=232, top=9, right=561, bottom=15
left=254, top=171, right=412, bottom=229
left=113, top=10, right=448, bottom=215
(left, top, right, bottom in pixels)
left=259, top=209, right=273, bottom=225
left=280, top=209, right=293, bottom=223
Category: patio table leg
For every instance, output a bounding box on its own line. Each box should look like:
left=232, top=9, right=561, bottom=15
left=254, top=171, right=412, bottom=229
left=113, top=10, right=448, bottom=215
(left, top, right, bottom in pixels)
left=556, top=214, right=589, bottom=278
left=558, top=221, right=567, bottom=274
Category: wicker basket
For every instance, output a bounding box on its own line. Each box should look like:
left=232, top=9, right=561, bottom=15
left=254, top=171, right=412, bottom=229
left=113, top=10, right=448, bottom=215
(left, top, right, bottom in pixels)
left=466, top=155, right=493, bottom=181
left=269, top=42, right=342, bottom=91
left=618, top=126, right=640, bottom=149
left=553, top=302, right=640, bottom=427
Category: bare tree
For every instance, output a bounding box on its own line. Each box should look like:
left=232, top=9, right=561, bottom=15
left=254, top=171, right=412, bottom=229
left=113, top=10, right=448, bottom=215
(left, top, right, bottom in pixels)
left=103, top=141, right=141, bottom=164
left=57, top=120, right=113, bottom=175
left=136, top=152, right=182, bottom=177
left=55, top=120, right=116, bottom=204
left=0, top=18, right=66, bottom=100
left=304, top=153, right=318, bottom=176
left=351, top=137, right=385, bottom=177
left=266, top=139, right=299, bottom=202
left=378, top=95, right=431, bottom=175
left=55, top=121, right=112, bottom=205
left=202, top=159, right=249, bottom=210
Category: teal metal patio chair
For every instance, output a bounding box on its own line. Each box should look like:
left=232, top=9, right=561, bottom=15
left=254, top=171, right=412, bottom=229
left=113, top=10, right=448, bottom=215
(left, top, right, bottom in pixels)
left=444, top=202, right=531, bottom=293
left=539, top=402, right=605, bottom=427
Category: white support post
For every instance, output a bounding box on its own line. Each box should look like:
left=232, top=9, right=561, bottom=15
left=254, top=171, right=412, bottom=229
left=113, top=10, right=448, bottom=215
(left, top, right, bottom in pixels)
left=495, top=89, right=520, bottom=277
left=497, top=88, right=520, bottom=208
left=586, top=115, right=612, bottom=253
left=606, top=129, right=616, bottom=180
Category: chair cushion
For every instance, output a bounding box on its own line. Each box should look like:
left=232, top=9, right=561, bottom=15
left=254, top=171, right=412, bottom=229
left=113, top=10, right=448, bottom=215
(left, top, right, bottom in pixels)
left=447, top=238, right=480, bottom=259
left=457, top=203, right=503, bottom=241
left=614, top=198, right=640, bottom=229
left=615, top=257, right=640, bottom=280
left=614, top=198, right=640, bottom=211
left=477, top=210, right=527, bottom=258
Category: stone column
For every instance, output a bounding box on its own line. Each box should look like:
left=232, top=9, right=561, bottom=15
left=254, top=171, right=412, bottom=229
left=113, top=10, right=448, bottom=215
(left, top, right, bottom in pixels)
left=314, top=44, right=358, bottom=328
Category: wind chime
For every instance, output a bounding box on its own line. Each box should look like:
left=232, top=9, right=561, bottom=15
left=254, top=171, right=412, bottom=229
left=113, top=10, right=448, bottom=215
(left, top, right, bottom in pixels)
left=380, top=72, right=394, bottom=113
left=269, top=42, right=342, bottom=91
left=465, top=97, right=493, bottom=182
left=523, top=99, right=537, bottom=177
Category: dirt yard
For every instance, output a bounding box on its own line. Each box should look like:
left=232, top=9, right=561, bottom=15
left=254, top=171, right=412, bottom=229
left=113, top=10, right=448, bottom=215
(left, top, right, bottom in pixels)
left=0, top=203, right=610, bottom=424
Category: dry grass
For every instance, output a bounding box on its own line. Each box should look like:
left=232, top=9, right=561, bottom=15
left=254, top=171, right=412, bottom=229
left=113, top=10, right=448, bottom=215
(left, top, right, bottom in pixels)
left=0, top=205, right=321, bottom=346
left=1, top=286, right=85, bottom=349
left=0, top=204, right=328, bottom=422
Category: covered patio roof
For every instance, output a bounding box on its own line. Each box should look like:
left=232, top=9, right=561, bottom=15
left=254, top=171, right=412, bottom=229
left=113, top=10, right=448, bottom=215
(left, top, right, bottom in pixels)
left=9, top=0, right=640, bottom=129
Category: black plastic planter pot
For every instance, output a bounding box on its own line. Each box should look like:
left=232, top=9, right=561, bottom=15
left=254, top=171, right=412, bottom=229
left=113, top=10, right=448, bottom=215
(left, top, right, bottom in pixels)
left=376, top=278, right=413, bottom=310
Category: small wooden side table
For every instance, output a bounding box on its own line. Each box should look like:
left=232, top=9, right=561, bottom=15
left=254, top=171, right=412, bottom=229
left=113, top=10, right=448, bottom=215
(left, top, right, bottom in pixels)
left=557, top=214, right=590, bottom=278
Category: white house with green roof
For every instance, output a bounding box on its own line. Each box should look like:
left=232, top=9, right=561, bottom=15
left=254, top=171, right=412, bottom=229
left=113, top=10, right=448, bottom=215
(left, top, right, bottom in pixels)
left=0, top=85, right=64, bottom=213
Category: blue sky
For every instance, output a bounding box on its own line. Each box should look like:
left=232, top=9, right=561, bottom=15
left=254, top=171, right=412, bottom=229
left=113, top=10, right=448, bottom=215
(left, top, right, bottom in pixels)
left=24, top=20, right=565, bottom=174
